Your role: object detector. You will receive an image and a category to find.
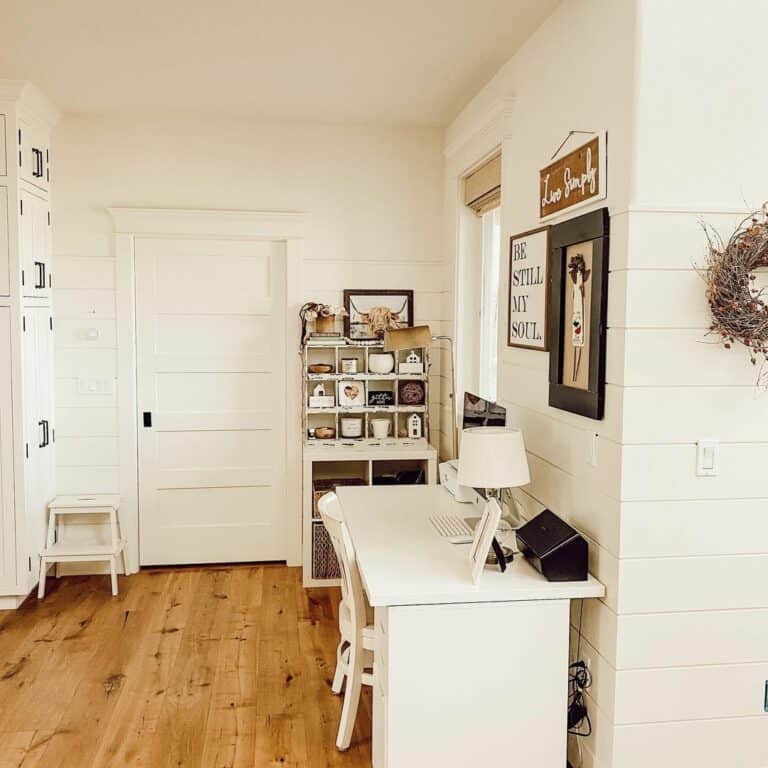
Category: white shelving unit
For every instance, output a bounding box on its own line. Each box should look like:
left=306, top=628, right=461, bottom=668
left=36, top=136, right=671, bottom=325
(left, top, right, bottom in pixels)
left=302, top=339, right=437, bottom=587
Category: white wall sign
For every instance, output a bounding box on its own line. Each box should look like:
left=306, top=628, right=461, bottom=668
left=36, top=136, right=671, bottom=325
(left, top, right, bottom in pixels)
left=508, top=226, right=550, bottom=351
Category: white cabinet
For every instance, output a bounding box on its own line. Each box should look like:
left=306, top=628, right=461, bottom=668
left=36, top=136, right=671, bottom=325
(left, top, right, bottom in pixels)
left=0, top=309, right=15, bottom=589
left=0, top=81, right=58, bottom=607
left=19, top=189, right=51, bottom=299
left=18, top=118, right=50, bottom=193
left=0, top=187, right=9, bottom=296
left=0, top=115, right=6, bottom=176
left=21, top=308, right=55, bottom=593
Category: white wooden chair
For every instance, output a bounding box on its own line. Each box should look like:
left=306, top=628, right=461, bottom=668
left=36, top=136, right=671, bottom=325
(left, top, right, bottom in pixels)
left=318, top=492, right=375, bottom=750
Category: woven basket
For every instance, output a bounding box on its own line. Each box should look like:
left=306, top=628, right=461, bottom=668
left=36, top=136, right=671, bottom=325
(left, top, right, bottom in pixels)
left=312, top=522, right=340, bottom=580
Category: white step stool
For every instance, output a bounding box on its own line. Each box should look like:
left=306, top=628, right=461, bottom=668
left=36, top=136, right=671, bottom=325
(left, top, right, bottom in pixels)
left=38, top=494, right=126, bottom=598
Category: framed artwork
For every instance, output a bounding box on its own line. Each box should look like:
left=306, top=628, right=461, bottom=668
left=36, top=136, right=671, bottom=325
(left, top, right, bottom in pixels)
left=508, top=226, right=550, bottom=350
left=469, top=498, right=503, bottom=585
left=548, top=207, right=609, bottom=420
left=343, top=289, right=414, bottom=340
left=338, top=381, right=366, bottom=408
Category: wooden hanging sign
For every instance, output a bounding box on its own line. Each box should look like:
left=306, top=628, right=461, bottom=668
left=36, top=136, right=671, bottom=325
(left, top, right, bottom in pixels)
left=539, top=132, right=606, bottom=221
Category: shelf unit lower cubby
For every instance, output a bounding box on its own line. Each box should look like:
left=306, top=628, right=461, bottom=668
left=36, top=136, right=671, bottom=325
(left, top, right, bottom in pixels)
left=302, top=445, right=438, bottom=587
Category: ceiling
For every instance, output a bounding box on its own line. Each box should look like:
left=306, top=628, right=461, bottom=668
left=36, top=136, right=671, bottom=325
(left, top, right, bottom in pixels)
left=0, top=0, right=557, bottom=125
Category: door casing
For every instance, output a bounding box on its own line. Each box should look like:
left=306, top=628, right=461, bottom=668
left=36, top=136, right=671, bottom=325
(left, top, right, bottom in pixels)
left=110, top=208, right=304, bottom=573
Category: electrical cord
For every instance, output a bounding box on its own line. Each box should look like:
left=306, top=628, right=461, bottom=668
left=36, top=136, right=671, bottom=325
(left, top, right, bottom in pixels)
left=567, top=599, right=593, bottom=738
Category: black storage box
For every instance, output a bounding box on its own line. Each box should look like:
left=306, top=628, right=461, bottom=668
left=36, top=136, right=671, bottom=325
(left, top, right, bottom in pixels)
left=516, top=509, right=588, bottom=582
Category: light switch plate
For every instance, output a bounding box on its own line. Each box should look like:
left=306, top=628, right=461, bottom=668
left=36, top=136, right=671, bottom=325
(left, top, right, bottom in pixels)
left=77, top=378, right=113, bottom=396
left=696, top=439, right=719, bottom=476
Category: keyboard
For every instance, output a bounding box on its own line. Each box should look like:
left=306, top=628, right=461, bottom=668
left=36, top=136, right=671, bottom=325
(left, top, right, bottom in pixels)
left=429, top=515, right=474, bottom=544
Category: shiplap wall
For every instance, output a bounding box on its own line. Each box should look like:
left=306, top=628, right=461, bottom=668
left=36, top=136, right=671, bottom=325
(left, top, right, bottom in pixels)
left=51, top=114, right=446, bottom=535
left=445, top=1, right=637, bottom=765
left=447, top=0, right=768, bottom=765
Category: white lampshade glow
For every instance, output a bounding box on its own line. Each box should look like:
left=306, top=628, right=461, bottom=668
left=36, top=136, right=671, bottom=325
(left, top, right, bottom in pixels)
left=457, top=427, right=531, bottom=489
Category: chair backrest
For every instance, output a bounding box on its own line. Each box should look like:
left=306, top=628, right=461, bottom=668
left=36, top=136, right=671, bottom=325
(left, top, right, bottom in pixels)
left=318, top=492, right=367, bottom=633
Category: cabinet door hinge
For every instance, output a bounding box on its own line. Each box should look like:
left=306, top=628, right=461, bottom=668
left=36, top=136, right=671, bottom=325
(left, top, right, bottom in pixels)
left=19, top=199, right=23, bottom=215
left=25, top=443, right=28, bottom=459
left=49, top=316, right=53, bottom=331
left=47, top=211, right=51, bottom=226
left=22, top=315, right=26, bottom=332
left=28, top=556, right=31, bottom=572
left=21, top=269, right=25, bottom=286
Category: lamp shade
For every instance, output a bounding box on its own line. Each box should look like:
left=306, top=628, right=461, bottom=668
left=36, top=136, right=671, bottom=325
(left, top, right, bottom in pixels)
left=458, top=427, right=530, bottom=489
left=383, top=325, right=433, bottom=351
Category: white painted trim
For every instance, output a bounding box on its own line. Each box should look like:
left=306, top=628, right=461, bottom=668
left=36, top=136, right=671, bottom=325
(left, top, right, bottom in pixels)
left=110, top=208, right=305, bottom=572
left=108, top=208, right=306, bottom=239
left=0, top=80, right=60, bottom=125
left=115, top=233, right=139, bottom=573
left=0, top=594, right=26, bottom=610
left=444, top=97, right=516, bottom=161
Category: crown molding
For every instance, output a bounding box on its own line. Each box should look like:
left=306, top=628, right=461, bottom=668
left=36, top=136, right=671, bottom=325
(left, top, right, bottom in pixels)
left=107, top=207, right=306, bottom=239
left=0, top=80, right=60, bottom=126
left=444, top=96, right=516, bottom=162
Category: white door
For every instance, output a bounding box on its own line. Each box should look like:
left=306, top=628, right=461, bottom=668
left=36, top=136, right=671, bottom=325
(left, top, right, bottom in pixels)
left=136, top=237, right=287, bottom=565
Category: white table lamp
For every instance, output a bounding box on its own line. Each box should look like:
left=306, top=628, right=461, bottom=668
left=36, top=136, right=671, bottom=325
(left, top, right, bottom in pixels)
left=458, top=426, right=530, bottom=498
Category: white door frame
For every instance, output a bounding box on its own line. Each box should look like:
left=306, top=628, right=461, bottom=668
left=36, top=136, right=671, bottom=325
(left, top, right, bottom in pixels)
left=108, top=208, right=304, bottom=573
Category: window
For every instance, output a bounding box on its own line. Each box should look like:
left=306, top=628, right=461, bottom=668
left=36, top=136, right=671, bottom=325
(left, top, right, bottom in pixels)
left=456, top=151, right=502, bottom=411
left=478, top=206, right=500, bottom=401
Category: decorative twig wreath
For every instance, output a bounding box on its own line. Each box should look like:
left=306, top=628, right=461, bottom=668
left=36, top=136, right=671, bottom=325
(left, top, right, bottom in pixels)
left=702, top=204, right=768, bottom=384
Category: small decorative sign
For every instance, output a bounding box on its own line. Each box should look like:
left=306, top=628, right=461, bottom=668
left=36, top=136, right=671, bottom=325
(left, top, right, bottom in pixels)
left=368, top=390, right=394, bottom=407
left=508, top=227, right=550, bottom=350
left=539, top=133, right=606, bottom=220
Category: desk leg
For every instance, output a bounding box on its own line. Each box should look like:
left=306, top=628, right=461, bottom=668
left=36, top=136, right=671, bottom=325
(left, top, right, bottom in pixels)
left=376, top=599, right=570, bottom=768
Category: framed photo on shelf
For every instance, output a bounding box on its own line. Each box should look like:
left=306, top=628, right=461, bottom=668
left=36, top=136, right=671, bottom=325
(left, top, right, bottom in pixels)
left=508, top=226, right=550, bottom=351
left=338, top=380, right=366, bottom=408
left=343, top=289, right=414, bottom=340
left=548, top=207, right=610, bottom=420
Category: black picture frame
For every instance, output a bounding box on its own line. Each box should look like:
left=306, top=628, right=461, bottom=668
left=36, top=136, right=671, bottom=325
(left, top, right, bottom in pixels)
left=548, top=208, right=610, bottom=420
left=343, top=289, right=414, bottom=340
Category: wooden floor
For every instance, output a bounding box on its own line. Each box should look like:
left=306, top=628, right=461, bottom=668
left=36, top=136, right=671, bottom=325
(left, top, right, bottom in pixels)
left=0, top=565, right=372, bottom=767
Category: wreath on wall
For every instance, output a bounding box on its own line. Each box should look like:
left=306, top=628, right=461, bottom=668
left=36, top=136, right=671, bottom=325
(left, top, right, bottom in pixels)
left=702, top=204, right=768, bottom=384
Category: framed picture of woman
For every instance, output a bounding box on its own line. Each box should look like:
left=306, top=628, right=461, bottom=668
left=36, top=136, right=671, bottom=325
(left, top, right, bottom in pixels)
left=547, top=207, right=610, bottom=420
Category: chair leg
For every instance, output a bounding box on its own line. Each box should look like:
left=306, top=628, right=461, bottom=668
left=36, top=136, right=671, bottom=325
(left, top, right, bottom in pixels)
left=332, top=641, right=349, bottom=694
left=109, top=557, right=118, bottom=596
left=336, top=644, right=363, bottom=751
left=37, top=559, right=47, bottom=599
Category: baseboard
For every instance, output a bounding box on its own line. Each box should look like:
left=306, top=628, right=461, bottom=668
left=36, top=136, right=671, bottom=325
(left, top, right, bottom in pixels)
left=0, top=593, right=28, bottom=610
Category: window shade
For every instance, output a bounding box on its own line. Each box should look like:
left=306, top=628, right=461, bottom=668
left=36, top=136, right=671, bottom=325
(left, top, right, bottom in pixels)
left=464, top=153, right=501, bottom=215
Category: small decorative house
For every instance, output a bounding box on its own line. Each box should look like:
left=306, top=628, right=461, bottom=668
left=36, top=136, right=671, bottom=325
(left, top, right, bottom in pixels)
left=399, top=349, right=424, bottom=375
left=408, top=413, right=422, bottom=439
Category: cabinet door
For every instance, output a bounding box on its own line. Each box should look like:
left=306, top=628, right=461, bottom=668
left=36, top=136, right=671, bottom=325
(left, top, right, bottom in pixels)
left=18, top=119, right=50, bottom=193
left=36, top=310, right=55, bottom=511
left=21, top=309, right=55, bottom=589
left=0, top=187, right=9, bottom=296
left=0, top=308, right=16, bottom=590
left=0, top=115, right=7, bottom=176
left=19, top=190, right=50, bottom=300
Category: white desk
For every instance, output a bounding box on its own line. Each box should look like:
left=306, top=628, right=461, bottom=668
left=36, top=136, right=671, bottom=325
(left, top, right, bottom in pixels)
left=337, top=484, right=605, bottom=768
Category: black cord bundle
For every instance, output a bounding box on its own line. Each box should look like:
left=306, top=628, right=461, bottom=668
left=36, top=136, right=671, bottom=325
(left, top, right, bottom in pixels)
left=567, top=600, right=593, bottom=738
left=567, top=661, right=592, bottom=737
